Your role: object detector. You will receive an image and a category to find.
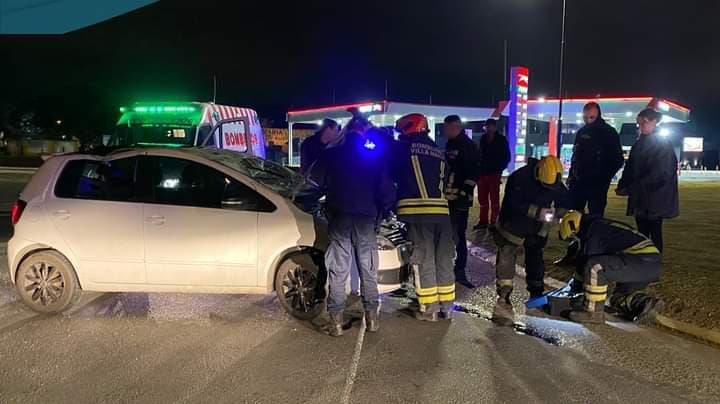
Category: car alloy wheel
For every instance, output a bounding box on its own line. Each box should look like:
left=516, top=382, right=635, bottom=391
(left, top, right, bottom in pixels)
left=23, top=261, right=65, bottom=307
left=275, top=253, right=324, bottom=320
left=15, top=250, right=82, bottom=314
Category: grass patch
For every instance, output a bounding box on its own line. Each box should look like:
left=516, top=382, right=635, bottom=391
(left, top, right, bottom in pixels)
left=469, top=182, right=720, bottom=330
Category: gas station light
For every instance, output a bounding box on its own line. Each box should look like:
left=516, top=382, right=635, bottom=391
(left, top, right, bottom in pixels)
left=461, top=117, right=467, bottom=122
left=428, top=116, right=435, bottom=120
left=538, top=113, right=545, bottom=118
left=316, top=120, right=323, bottom=125
left=659, top=127, right=671, bottom=137
left=394, top=115, right=401, bottom=120
left=538, top=97, right=546, bottom=103
left=658, top=101, right=670, bottom=112
left=625, top=111, right=633, bottom=117
left=576, top=112, right=582, bottom=117
left=576, top=119, right=582, bottom=124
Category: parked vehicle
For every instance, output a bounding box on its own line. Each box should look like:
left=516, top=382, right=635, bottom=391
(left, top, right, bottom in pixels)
left=8, top=148, right=408, bottom=319
left=112, top=102, right=266, bottom=159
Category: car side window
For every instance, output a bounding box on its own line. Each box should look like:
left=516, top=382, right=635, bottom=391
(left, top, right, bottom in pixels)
left=55, top=158, right=138, bottom=202
left=138, top=156, right=275, bottom=212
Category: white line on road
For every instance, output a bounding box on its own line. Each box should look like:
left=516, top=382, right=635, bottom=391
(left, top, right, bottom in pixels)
left=341, top=316, right=367, bottom=404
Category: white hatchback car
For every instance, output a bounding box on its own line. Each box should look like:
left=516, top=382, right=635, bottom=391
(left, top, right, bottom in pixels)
left=8, top=148, right=409, bottom=319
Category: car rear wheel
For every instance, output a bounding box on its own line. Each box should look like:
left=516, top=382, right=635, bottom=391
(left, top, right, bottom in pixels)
left=275, top=253, right=324, bottom=320
left=15, top=251, right=82, bottom=314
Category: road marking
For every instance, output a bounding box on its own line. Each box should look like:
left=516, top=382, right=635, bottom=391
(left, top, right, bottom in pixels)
left=341, top=316, right=366, bottom=404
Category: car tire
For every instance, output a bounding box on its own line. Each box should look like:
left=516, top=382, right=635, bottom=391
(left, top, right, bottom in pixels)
left=15, top=250, right=82, bottom=314
left=275, top=253, right=324, bottom=320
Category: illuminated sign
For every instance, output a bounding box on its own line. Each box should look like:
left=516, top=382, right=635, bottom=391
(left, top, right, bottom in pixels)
left=358, top=103, right=383, bottom=113
left=683, top=137, right=704, bottom=152
left=508, top=66, right=529, bottom=170
left=222, top=121, right=248, bottom=152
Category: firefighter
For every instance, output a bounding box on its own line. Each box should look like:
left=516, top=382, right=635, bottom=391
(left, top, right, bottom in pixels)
left=443, top=115, right=479, bottom=286
left=494, top=156, right=568, bottom=306
left=559, top=211, right=664, bottom=324
left=310, top=116, right=396, bottom=337
left=392, top=113, right=455, bottom=321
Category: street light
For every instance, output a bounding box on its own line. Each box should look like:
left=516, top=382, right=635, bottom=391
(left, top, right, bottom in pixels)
left=556, top=0, right=567, bottom=156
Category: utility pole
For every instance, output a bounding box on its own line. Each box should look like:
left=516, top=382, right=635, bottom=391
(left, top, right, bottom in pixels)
left=212, top=75, right=217, bottom=103
left=557, top=0, right=567, bottom=157
left=384, top=79, right=389, bottom=99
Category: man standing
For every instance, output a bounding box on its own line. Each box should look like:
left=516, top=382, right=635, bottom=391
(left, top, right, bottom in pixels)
left=616, top=108, right=679, bottom=252
left=568, top=102, right=624, bottom=216
left=392, top=114, right=455, bottom=321
left=474, top=118, right=510, bottom=230
left=443, top=115, right=479, bottom=287
left=310, top=117, right=396, bottom=337
left=300, top=118, right=339, bottom=175
left=494, top=156, right=568, bottom=306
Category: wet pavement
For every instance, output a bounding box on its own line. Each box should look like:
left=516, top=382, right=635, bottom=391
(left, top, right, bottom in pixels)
left=1, top=235, right=720, bottom=403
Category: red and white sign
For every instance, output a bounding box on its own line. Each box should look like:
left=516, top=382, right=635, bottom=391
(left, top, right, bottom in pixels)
left=222, top=121, right=248, bottom=152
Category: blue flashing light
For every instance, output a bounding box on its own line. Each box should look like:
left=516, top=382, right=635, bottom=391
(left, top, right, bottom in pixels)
left=363, top=139, right=376, bottom=150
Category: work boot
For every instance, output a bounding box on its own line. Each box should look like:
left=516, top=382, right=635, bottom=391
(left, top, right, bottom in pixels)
left=497, top=286, right=513, bottom=305
left=328, top=312, right=344, bottom=337
left=633, top=296, right=665, bottom=325
left=492, top=297, right=515, bottom=326
left=415, top=311, right=439, bottom=322
left=365, top=310, right=380, bottom=333
left=569, top=302, right=605, bottom=324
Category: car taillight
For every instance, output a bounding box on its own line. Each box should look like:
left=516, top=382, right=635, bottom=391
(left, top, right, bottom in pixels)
left=10, top=200, right=27, bottom=226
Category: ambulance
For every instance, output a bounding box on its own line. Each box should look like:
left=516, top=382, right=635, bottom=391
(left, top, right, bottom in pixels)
left=113, top=102, right=266, bottom=159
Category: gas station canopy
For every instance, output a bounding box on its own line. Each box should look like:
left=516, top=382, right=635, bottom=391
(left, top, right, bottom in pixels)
left=287, top=100, right=495, bottom=166
left=500, top=96, right=691, bottom=125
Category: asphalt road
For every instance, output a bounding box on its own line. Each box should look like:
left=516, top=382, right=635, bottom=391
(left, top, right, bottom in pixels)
left=2, top=176, right=720, bottom=403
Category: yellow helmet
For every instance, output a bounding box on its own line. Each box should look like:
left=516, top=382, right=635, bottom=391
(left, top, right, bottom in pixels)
left=559, top=210, right=583, bottom=240
left=535, top=155, right=563, bottom=186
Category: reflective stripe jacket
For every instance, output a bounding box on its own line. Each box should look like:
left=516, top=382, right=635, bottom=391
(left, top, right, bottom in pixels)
left=391, top=133, right=449, bottom=223
left=445, top=134, right=479, bottom=211
left=577, top=215, right=660, bottom=257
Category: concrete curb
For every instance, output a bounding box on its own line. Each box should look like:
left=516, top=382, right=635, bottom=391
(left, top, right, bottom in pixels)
left=532, top=268, right=720, bottom=347
left=470, top=242, right=720, bottom=346
left=0, top=166, right=38, bottom=174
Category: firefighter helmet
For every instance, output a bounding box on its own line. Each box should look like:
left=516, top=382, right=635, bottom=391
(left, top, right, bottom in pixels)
left=535, top=155, right=563, bottom=187
left=395, top=113, right=429, bottom=135
left=559, top=210, right=583, bottom=240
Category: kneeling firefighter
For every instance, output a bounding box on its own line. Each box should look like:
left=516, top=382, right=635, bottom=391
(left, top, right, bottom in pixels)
left=559, top=211, right=664, bottom=324
left=494, top=156, right=569, bottom=305
left=392, top=113, right=455, bottom=321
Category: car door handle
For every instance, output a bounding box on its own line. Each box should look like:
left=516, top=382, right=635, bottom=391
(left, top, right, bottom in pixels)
left=147, top=215, right=166, bottom=225
left=52, top=210, right=71, bottom=220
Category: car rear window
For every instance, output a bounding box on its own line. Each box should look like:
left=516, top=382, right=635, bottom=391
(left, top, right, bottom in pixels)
left=55, top=158, right=138, bottom=202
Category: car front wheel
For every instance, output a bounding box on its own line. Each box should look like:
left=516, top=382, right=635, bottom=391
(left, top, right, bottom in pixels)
left=15, top=250, right=82, bottom=314
left=275, top=253, right=324, bottom=320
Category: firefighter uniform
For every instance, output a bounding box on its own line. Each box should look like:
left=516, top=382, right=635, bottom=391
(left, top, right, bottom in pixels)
left=559, top=211, right=663, bottom=324
left=444, top=130, right=479, bottom=284
left=495, top=157, right=568, bottom=301
left=392, top=114, right=455, bottom=320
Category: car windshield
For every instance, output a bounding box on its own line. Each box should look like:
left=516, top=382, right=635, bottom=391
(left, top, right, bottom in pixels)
left=112, top=124, right=197, bottom=147
left=198, top=149, right=308, bottom=199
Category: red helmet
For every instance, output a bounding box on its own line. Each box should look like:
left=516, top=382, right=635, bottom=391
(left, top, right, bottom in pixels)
left=395, top=113, right=429, bottom=135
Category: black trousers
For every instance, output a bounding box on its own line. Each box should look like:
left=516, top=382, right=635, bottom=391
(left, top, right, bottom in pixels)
left=405, top=220, right=456, bottom=312
left=635, top=217, right=664, bottom=252
left=494, top=232, right=548, bottom=297
left=450, top=208, right=469, bottom=282
left=569, top=180, right=611, bottom=216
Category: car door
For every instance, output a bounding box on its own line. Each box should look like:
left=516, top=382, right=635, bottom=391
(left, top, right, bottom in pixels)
left=139, top=156, right=270, bottom=287
left=47, top=157, right=146, bottom=284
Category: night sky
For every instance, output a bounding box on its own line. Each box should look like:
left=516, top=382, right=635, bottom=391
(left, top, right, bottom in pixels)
left=3, top=0, right=719, bottom=145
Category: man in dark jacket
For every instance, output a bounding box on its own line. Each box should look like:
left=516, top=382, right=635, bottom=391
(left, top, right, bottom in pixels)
left=559, top=211, right=663, bottom=324
left=475, top=118, right=511, bottom=229
left=300, top=118, right=339, bottom=175
left=568, top=102, right=624, bottom=216
left=494, top=156, right=569, bottom=305
left=392, top=113, right=455, bottom=321
left=444, top=114, right=479, bottom=286
left=616, top=108, right=679, bottom=252
left=310, top=117, right=396, bottom=337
